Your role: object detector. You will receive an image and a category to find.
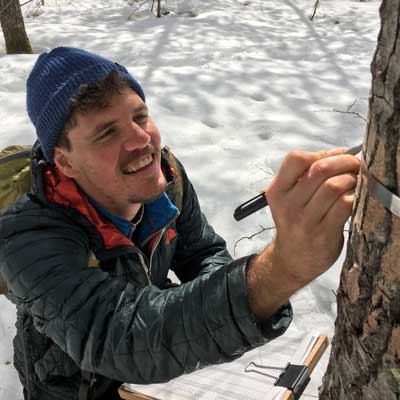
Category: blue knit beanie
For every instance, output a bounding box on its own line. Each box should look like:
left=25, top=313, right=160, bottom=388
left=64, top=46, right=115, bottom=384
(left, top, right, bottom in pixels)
left=26, top=47, right=146, bottom=162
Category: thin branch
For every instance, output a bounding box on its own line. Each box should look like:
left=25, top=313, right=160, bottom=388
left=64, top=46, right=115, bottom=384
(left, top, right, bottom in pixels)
left=347, top=98, right=357, bottom=112
left=309, top=0, right=320, bottom=21
left=127, top=0, right=151, bottom=20
left=255, top=163, right=269, bottom=174
left=326, top=108, right=367, bottom=122
left=67, top=0, right=90, bottom=11
left=20, top=0, right=34, bottom=7
left=316, top=98, right=367, bottom=122
left=233, top=225, right=275, bottom=256
left=316, top=106, right=367, bottom=122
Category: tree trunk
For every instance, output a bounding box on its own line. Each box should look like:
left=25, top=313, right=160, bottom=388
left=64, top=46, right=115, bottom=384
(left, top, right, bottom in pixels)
left=156, top=0, right=161, bottom=18
left=320, top=0, right=400, bottom=399
left=0, top=0, right=32, bottom=54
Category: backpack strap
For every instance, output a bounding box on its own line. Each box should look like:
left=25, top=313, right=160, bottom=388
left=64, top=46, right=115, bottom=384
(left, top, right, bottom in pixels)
left=162, top=146, right=184, bottom=212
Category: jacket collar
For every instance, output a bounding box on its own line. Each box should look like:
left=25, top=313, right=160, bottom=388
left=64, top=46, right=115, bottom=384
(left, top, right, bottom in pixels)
left=30, top=142, right=178, bottom=250
left=85, top=189, right=178, bottom=242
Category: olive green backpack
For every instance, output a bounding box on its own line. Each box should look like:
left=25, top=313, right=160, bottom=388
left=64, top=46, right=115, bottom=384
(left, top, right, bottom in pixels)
left=0, top=145, right=32, bottom=213
left=0, top=145, right=32, bottom=294
left=0, top=145, right=183, bottom=295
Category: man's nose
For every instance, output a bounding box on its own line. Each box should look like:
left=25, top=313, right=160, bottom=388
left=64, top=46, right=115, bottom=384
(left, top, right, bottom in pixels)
left=122, top=122, right=150, bottom=151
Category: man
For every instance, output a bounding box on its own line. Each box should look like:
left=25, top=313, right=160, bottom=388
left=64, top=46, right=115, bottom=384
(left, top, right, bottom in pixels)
left=0, top=47, right=360, bottom=400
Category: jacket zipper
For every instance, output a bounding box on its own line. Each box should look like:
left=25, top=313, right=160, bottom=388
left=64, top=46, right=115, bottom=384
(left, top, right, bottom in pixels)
left=149, top=227, right=166, bottom=276
left=135, top=249, right=151, bottom=285
left=140, top=210, right=179, bottom=249
left=134, top=227, right=166, bottom=285
left=126, top=211, right=180, bottom=286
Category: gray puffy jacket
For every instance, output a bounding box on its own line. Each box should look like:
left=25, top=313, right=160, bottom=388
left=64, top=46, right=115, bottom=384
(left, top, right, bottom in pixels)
left=0, top=144, right=292, bottom=400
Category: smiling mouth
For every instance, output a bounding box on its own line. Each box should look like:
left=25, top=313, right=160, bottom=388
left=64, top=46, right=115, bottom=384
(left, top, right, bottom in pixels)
left=123, top=153, right=154, bottom=174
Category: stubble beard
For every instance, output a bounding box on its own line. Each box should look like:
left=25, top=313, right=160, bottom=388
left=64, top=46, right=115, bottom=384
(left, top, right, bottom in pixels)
left=128, top=174, right=168, bottom=205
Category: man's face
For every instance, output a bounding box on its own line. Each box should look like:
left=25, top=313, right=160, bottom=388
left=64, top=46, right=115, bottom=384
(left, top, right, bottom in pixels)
left=54, top=88, right=167, bottom=220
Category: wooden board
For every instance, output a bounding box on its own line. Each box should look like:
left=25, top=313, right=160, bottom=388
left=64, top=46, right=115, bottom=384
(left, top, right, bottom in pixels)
left=281, top=335, right=329, bottom=400
left=119, top=389, right=156, bottom=400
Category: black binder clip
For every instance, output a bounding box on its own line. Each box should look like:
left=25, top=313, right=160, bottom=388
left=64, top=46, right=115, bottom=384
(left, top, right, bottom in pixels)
left=245, top=361, right=310, bottom=399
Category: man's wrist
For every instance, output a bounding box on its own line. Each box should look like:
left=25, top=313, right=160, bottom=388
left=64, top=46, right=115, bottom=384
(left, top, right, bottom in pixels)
left=269, top=238, right=312, bottom=290
left=246, top=241, right=304, bottom=320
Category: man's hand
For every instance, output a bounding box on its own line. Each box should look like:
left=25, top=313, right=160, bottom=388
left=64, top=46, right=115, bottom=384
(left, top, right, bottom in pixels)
left=246, top=148, right=360, bottom=320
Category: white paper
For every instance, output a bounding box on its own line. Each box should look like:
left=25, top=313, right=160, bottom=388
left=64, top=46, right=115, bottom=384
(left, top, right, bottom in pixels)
left=124, top=331, right=320, bottom=400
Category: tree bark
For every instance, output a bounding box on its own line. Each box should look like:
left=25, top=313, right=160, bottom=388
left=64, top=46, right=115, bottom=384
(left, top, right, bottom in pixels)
left=320, top=0, right=400, bottom=399
left=0, top=0, right=32, bottom=54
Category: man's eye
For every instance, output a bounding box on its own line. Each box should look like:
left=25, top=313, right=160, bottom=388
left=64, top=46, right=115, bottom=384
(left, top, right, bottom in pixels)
left=97, top=128, right=115, bottom=141
left=135, top=114, right=148, bottom=125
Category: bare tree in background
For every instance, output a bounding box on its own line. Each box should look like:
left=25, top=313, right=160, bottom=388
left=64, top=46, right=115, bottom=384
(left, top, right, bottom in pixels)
left=320, top=0, right=400, bottom=398
left=0, top=0, right=32, bottom=54
left=156, top=0, right=161, bottom=17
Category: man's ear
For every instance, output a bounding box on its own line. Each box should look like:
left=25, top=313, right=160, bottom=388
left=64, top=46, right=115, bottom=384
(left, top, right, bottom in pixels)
left=53, top=147, right=75, bottom=178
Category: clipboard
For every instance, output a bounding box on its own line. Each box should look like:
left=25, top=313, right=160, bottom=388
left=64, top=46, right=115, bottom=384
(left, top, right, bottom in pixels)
left=118, top=335, right=328, bottom=400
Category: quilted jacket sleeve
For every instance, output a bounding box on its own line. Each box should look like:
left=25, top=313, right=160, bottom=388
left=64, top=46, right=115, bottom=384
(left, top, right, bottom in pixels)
left=0, top=198, right=291, bottom=385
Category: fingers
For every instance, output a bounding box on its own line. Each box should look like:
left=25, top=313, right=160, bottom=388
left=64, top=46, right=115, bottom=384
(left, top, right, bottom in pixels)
left=303, top=173, right=358, bottom=227
left=272, top=150, right=330, bottom=193
left=286, top=154, right=360, bottom=207
left=261, top=147, right=359, bottom=289
left=272, top=148, right=348, bottom=194
left=322, top=189, right=355, bottom=233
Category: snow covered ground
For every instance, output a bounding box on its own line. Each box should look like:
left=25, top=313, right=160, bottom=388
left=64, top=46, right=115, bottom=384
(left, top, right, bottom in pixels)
left=0, top=0, right=381, bottom=398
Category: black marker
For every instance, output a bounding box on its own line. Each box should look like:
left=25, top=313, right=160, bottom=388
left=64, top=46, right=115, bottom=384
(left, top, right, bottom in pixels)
left=233, top=144, right=363, bottom=221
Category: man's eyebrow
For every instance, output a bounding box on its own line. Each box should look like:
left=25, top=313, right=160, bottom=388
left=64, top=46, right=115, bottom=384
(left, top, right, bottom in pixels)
left=91, top=120, right=118, bottom=137
left=90, top=105, right=149, bottom=138
left=133, top=104, right=148, bottom=114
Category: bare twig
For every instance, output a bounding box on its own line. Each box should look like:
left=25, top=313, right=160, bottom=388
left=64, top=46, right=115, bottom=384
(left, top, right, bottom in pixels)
left=233, top=225, right=275, bottom=256
left=20, top=0, right=34, bottom=7
left=67, top=0, right=90, bottom=11
left=309, top=0, right=320, bottom=21
left=254, top=163, right=269, bottom=174
left=127, top=0, right=151, bottom=20
left=316, top=99, right=367, bottom=122
left=323, top=108, right=367, bottom=122
left=347, top=98, right=357, bottom=112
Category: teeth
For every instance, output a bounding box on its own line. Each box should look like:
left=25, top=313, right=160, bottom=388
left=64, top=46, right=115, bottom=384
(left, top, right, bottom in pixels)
left=124, top=154, right=153, bottom=174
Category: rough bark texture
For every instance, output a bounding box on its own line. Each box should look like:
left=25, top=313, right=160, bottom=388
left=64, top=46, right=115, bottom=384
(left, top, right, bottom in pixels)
left=320, top=0, right=400, bottom=399
left=0, top=0, right=32, bottom=54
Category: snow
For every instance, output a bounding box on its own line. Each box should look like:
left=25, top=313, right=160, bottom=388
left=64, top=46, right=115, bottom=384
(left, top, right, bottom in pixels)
left=0, top=0, right=381, bottom=398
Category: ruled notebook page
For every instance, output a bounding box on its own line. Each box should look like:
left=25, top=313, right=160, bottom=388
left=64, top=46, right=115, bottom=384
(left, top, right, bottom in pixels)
left=123, top=331, right=320, bottom=400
